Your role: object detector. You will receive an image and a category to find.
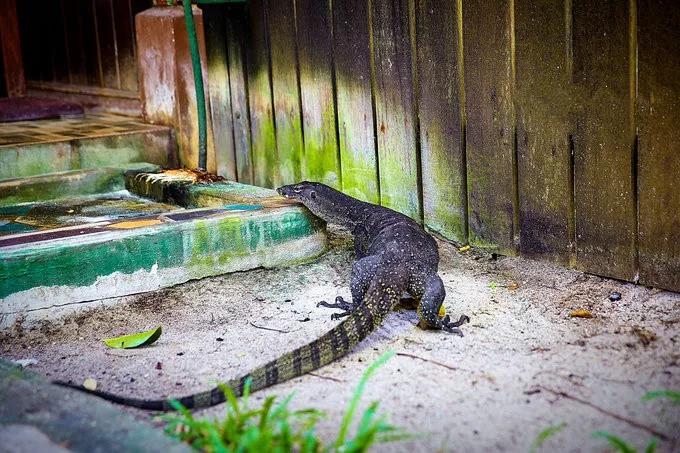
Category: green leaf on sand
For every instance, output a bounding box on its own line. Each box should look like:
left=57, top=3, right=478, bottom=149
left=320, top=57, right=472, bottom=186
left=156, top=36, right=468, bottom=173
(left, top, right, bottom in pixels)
left=103, top=326, right=162, bottom=349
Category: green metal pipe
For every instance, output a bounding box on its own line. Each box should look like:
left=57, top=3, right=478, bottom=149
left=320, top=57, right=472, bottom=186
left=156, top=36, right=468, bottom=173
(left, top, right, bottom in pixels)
left=183, top=0, right=208, bottom=170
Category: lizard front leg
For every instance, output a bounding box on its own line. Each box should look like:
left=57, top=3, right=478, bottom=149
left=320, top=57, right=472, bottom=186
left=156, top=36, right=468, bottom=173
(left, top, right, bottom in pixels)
left=415, top=274, right=470, bottom=336
left=318, top=255, right=379, bottom=320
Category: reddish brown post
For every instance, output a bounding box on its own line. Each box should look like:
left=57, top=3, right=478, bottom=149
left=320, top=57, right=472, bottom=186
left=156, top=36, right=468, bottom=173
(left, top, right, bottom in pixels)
left=0, top=0, right=26, bottom=97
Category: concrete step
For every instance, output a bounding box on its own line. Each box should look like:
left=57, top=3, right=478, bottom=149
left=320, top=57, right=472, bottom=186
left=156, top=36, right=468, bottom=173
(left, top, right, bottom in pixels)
left=0, top=359, right=190, bottom=453
left=0, top=114, right=175, bottom=181
left=0, top=163, right=160, bottom=207
left=0, top=173, right=326, bottom=328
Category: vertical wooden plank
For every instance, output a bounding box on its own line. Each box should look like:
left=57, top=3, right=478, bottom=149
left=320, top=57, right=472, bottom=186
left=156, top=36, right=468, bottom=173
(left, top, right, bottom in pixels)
left=371, top=0, right=420, bottom=220
left=571, top=0, right=636, bottom=280
left=0, top=0, right=25, bottom=96
left=94, top=0, right=120, bottom=88
left=638, top=0, right=680, bottom=291
left=202, top=4, right=237, bottom=180
left=246, top=0, right=278, bottom=187
left=81, top=0, right=101, bottom=86
left=226, top=6, right=253, bottom=184
left=515, top=0, right=573, bottom=264
left=296, top=0, right=341, bottom=188
left=113, top=0, right=138, bottom=91
left=267, top=0, right=304, bottom=185
left=62, top=0, right=89, bottom=86
left=416, top=0, right=466, bottom=241
left=48, top=0, right=69, bottom=83
left=333, top=0, right=379, bottom=203
left=463, top=0, right=516, bottom=254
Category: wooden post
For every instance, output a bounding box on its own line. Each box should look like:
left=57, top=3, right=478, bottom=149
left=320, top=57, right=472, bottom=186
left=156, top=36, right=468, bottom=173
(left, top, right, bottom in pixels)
left=0, top=0, right=26, bottom=97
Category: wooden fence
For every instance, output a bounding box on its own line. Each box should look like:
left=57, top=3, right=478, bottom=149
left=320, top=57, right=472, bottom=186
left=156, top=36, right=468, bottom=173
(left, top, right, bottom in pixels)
left=201, top=0, right=680, bottom=293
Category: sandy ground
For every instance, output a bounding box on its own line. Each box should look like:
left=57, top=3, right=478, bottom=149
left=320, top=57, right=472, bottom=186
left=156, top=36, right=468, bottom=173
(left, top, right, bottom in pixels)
left=1, top=227, right=679, bottom=452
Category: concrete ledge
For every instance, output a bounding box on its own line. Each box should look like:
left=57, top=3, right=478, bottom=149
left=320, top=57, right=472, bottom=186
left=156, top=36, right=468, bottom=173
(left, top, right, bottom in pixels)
left=1, top=206, right=326, bottom=328
left=0, top=360, right=190, bottom=452
left=0, top=163, right=160, bottom=206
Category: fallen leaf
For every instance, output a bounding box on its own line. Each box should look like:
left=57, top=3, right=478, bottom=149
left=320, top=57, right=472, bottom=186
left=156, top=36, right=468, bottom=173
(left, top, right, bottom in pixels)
left=507, top=282, right=520, bottom=291
left=569, top=309, right=593, bottom=318
left=103, top=326, right=162, bottom=349
left=83, top=378, right=97, bottom=391
left=458, top=245, right=471, bottom=253
left=438, top=305, right=447, bottom=318
left=632, top=326, right=657, bottom=346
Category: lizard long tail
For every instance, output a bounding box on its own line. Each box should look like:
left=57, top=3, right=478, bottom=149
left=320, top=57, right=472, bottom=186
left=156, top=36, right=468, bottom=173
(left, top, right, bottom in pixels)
left=54, top=267, right=404, bottom=411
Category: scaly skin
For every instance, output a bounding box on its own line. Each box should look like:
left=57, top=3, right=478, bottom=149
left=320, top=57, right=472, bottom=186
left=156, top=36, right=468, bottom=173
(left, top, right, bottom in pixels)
left=55, top=182, right=469, bottom=411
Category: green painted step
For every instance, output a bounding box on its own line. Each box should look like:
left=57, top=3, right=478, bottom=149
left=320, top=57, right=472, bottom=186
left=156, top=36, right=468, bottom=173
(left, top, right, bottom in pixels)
left=0, top=128, right=174, bottom=181
left=0, top=163, right=160, bottom=207
left=1, top=172, right=326, bottom=328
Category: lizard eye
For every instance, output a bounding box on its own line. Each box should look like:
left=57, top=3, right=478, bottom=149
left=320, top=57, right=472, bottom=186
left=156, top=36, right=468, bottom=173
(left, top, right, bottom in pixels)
left=309, top=190, right=317, bottom=199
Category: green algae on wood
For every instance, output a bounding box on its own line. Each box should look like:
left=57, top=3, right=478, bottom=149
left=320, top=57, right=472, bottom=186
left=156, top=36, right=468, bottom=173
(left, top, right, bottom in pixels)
left=225, top=5, right=254, bottom=184
left=370, top=0, right=420, bottom=221
left=333, top=0, right=379, bottom=204
left=267, top=0, right=304, bottom=185
left=296, top=0, right=341, bottom=188
left=462, top=0, right=516, bottom=255
left=246, top=0, right=279, bottom=188
left=203, top=4, right=238, bottom=180
left=416, top=0, right=467, bottom=243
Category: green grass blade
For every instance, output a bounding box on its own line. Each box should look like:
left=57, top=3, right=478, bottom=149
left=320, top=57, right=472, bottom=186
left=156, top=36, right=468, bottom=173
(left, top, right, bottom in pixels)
left=591, top=431, right=637, bottom=453
left=335, top=350, right=394, bottom=448
left=530, top=422, right=566, bottom=453
left=641, top=390, right=680, bottom=405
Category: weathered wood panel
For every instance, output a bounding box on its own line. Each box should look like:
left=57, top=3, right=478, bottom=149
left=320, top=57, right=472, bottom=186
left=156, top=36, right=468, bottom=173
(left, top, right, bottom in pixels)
left=112, top=0, right=138, bottom=92
left=371, top=0, right=420, bottom=220
left=61, top=0, right=88, bottom=86
left=515, top=0, right=572, bottom=264
left=462, top=0, right=515, bottom=253
left=333, top=0, right=379, bottom=203
left=572, top=0, right=636, bottom=280
left=226, top=6, right=254, bottom=184
left=246, top=0, right=278, bottom=187
left=296, top=0, right=341, bottom=188
left=267, top=0, right=304, bottom=185
left=0, top=0, right=25, bottom=96
left=416, top=0, right=466, bottom=242
left=203, top=4, right=237, bottom=180
left=638, top=0, right=680, bottom=291
left=94, top=0, right=120, bottom=89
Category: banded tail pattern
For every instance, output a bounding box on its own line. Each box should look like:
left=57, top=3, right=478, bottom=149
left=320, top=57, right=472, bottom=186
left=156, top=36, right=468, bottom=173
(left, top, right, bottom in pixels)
left=54, top=266, right=405, bottom=411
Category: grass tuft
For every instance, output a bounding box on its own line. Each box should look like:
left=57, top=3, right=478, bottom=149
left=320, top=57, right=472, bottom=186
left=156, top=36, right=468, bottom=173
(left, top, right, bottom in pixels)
left=164, top=350, right=408, bottom=452
left=529, top=422, right=566, bottom=453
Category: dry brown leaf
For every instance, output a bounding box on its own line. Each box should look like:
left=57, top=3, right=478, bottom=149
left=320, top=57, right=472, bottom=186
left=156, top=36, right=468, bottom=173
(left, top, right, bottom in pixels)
left=569, top=309, right=593, bottom=318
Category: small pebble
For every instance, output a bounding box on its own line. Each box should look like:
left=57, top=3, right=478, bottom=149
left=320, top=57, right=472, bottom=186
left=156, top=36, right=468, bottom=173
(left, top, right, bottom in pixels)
left=156, top=362, right=162, bottom=370
left=216, top=337, right=224, bottom=342
left=609, top=291, right=622, bottom=301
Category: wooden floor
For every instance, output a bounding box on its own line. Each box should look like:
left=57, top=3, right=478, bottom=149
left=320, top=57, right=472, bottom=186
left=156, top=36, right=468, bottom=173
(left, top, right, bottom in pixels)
left=0, top=113, right=162, bottom=147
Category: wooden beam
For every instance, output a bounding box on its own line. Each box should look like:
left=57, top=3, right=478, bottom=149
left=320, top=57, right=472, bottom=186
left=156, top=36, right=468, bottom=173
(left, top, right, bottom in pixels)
left=0, top=0, right=26, bottom=97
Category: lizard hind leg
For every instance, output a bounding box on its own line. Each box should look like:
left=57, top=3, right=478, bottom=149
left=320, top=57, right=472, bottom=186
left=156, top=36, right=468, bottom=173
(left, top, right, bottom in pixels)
left=317, top=255, right=379, bottom=320
left=416, top=274, right=470, bottom=336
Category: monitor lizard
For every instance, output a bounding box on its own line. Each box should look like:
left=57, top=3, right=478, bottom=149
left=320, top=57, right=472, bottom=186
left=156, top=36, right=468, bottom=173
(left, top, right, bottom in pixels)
left=55, top=181, right=469, bottom=411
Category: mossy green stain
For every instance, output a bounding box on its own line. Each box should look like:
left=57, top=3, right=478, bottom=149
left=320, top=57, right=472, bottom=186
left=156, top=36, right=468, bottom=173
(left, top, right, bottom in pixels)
left=0, top=209, right=323, bottom=299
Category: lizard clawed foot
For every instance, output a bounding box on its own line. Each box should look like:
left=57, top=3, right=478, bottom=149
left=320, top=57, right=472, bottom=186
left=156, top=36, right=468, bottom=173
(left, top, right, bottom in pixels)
left=318, top=296, right=357, bottom=321
left=441, top=314, right=470, bottom=336
left=317, top=296, right=355, bottom=312
left=330, top=311, right=352, bottom=320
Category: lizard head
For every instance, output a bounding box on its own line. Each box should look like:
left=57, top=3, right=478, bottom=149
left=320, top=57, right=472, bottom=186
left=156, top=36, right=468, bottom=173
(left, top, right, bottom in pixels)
left=277, top=181, right=321, bottom=202
left=277, top=181, right=355, bottom=226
